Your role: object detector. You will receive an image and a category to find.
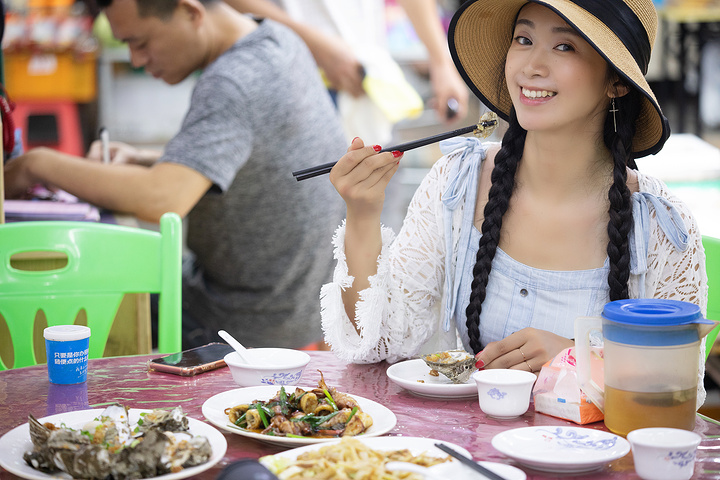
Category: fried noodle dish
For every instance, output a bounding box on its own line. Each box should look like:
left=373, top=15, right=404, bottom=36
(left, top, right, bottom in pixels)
left=224, top=372, right=373, bottom=438
left=260, top=437, right=452, bottom=479
left=23, top=404, right=212, bottom=479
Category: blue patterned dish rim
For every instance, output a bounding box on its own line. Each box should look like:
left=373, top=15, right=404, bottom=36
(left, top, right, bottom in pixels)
left=491, top=426, right=631, bottom=473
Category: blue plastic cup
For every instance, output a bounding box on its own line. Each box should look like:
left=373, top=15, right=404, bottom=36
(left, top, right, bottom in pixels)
left=43, top=326, right=91, bottom=385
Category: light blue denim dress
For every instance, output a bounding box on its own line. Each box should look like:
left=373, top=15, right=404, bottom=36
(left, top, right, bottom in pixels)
left=455, top=228, right=610, bottom=351
left=439, top=138, right=689, bottom=353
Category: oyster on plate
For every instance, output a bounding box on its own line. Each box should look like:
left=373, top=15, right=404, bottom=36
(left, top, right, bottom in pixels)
left=25, top=414, right=114, bottom=479
left=135, top=406, right=189, bottom=434
left=421, top=349, right=476, bottom=384
left=23, top=403, right=211, bottom=479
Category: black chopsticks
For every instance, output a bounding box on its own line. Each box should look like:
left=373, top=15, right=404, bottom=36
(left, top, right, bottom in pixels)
left=434, top=442, right=508, bottom=480
left=292, top=113, right=498, bottom=181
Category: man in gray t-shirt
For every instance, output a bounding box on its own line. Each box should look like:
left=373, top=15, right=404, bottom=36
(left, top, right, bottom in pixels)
left=4, top=0, right=347, bottom=349
left=167, top=19, right=347, bottom=348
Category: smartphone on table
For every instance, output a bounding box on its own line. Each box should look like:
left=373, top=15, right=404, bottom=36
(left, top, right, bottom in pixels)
left=147, top=342, right=235, bottom=376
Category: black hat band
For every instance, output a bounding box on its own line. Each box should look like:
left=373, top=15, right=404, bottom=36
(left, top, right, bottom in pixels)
left=568, top=0, right=651, bottom=74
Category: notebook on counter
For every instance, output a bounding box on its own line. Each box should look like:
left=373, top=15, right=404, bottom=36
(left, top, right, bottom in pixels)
left=4, top=188, right=101, bottom=222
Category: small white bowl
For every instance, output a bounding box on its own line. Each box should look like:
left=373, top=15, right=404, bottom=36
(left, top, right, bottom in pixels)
left=628, top=427, right=701, bottom=480
left=224, top=348, right=310, bottom=387
left=472, top=369, right=537, bottom=419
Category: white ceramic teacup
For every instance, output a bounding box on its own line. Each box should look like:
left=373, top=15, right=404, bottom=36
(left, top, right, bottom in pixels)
left=628, top=427, right=701, bottom=480
left=472, top=369, right=537, bottom=419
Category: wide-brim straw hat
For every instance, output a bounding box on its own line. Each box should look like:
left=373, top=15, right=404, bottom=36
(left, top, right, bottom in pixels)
left=448, top=0, right=670, bottom=157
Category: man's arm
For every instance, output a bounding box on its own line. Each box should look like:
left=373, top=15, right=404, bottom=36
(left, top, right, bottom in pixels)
left=86, top=140, right=163, bottom=166
left=397, top=0, right=469, bottom=122
left=3, top=147, right=212, bottom=222
left=223, top=0, right=365, bottom=96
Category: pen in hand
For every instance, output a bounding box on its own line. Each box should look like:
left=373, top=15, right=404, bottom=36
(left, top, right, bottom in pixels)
left=99, top=127, right=110, bottom=165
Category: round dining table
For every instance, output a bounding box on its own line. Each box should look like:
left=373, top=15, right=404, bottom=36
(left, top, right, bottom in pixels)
left=1, top=350, right=720, bottom=479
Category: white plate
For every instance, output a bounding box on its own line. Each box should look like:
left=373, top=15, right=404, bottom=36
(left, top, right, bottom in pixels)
left=386, top=359, right=477, bottom=399
left=201, top=386, right=397, bottom=447
left=263, top=436, right=526, bottom=480
left=0, top=408, right=227, bottom=480
left=492, top=426, right=631, bottom=473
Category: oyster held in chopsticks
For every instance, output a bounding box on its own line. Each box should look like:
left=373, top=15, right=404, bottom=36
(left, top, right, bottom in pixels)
left=472, top=111, right=499, bottom=139
left=422, top=350, right=476, bottom=384
left=23, top=404, right=211, bottom=479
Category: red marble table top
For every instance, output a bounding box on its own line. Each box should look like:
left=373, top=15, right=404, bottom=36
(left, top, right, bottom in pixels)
left=2, top=351, right=720, bottom=479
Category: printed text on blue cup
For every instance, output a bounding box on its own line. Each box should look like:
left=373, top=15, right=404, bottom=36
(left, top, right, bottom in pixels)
left=52, top=348, right=89, bottom=379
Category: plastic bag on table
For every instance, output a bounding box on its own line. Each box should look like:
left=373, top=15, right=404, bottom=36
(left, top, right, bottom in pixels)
left=532, top=346, right=604, bottom=425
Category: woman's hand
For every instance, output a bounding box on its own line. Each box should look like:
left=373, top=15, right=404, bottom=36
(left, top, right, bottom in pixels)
left=329, top=137, right=403, bottom=219
left=474, top=328, right=573, bottom=375
left=330, top=137, right=403, bottom=328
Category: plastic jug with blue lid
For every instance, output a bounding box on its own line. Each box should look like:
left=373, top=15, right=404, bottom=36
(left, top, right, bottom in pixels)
left=575, top=299, right=717, bottom=436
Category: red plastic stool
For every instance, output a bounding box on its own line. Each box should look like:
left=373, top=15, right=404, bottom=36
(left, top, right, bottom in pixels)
left=11, top=100, right=84, bottom=156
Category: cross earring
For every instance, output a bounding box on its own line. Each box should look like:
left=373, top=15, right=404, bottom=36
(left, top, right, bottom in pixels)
left=610, top=98, right=618, bottom=133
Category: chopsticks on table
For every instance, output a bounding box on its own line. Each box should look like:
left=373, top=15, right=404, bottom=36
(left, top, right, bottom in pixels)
left=292, top=112, right=499, bottom=181
left=434, top=442, right=508, bottom=480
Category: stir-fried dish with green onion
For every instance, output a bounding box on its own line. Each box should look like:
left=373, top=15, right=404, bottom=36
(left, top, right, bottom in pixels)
left=223, top=372, right=373, bottom=438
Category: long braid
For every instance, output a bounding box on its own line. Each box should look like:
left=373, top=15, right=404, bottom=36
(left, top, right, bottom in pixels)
left=465, top=109, right=526, bottom=354
left=604, top=90, right=642, bottom=300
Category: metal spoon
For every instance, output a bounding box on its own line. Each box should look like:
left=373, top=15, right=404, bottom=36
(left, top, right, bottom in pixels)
left=218, top=330, right=251, bottom=363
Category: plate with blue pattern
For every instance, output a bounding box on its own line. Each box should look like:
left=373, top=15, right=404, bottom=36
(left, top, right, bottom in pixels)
left=386, top=359, right=477, bottom=399
left=491, top=426, right=630, bottom=473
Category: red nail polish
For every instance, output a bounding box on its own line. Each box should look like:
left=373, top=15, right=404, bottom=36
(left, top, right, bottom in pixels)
left=373, top=145, right=382, bottom=152
left=475, top=359, right=485, bottom=369
left=352, top=136, right=360, bottom=143
left=392, top=150, right=403, bottom=158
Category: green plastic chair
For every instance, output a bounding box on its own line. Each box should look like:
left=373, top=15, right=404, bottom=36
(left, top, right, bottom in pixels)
left=0, top=212, right=182, bottom=370
left=704, top=236, right=720, bottom=360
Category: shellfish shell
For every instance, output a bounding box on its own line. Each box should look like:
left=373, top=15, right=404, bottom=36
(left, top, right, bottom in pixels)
left=421, top=349, right=476, bottom=384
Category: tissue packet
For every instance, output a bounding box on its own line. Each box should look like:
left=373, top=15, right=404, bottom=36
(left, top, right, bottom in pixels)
left=532, top=346, right=603, bottom=425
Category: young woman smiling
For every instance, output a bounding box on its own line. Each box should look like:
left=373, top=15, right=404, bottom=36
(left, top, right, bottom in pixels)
left=320, top=0, right=708, bottom=406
